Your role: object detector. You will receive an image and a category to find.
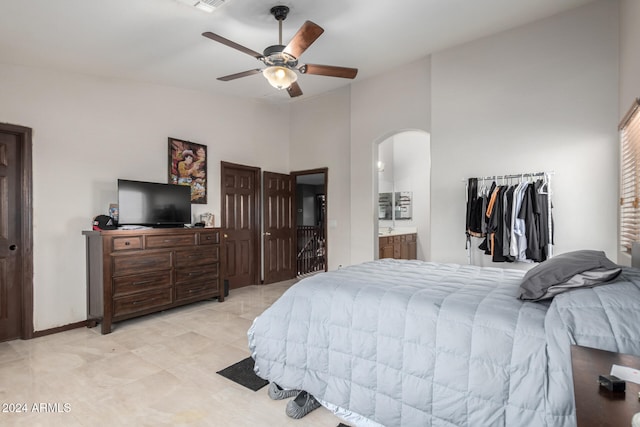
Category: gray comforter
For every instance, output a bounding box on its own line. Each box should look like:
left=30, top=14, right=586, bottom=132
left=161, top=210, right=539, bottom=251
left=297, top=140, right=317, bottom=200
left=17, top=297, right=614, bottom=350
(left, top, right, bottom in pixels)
left=247, top=259, right=640, bottom=427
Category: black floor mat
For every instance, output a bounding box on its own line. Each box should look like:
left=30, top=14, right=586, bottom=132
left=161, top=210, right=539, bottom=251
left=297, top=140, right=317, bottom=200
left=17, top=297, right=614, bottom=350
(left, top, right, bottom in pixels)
left=216, top=357, right=269, bottom=392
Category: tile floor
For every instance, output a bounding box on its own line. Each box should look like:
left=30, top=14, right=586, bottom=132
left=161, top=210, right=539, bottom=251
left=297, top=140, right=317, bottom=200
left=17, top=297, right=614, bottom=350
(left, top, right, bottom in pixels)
left=0, top=280, right=344, bottom=426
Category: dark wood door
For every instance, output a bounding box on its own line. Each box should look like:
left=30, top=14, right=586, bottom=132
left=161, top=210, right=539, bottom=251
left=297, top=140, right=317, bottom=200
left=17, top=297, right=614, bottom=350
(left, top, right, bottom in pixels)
left=263, top=172, right=295, bottom=284
left=221, top=162, right=260, bottom=289
left=0, top=124, right=33, bottom=342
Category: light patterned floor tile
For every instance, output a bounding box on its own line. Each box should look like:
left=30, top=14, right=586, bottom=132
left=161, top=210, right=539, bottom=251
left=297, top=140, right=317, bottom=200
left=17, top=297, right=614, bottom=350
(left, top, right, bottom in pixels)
left=0, top=280, right=344, bottom=427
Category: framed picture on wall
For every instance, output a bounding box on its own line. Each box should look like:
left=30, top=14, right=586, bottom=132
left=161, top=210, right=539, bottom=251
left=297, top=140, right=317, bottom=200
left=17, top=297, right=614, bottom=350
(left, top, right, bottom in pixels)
left=168, top=137, right=207, bottom=204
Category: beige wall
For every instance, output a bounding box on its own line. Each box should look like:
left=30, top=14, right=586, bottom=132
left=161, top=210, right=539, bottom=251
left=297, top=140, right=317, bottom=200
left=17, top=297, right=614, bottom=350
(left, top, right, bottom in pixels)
left=430, top=0, right=619, bottom=265
left=0, top=63, right=289, bottom=330
left=339, top=0, right=619, bottom=267
left=619, top=0, right=640, bottom=111
left=289, top=88, right=352, bottom=270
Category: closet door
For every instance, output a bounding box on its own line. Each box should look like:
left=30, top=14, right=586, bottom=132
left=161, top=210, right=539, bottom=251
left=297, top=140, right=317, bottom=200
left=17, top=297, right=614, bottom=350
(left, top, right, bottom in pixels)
left=263, top=171, right=295, bottom=284
left=221, top=162, right=261, bottom=289
left=0, top=124, right=33, bottom=341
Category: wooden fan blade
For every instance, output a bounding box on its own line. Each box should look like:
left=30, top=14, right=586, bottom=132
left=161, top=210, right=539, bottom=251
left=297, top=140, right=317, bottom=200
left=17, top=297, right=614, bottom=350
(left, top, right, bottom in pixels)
left=300, top=64, right=358, bottom=79
left=217, top=69, right=262, bottom=81
left=287, top=81, right=303, bottom=97
left=202, top=32, right=263, bottom=59
left=283, top=21, right=324, bottom=59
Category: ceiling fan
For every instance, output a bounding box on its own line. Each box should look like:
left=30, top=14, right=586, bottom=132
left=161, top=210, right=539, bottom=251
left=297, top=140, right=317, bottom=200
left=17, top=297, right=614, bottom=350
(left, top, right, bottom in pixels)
left=202, top=5, right=358, bottom=98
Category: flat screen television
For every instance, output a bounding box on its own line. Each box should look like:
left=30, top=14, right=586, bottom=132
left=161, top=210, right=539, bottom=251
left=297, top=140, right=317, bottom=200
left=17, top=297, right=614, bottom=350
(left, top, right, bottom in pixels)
left=117, top=179, right=191, bottom=227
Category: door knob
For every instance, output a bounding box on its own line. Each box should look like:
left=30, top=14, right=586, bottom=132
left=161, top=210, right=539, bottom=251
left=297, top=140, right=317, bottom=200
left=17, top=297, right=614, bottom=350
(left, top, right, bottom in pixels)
left=9, top=244, right=17, bottom=251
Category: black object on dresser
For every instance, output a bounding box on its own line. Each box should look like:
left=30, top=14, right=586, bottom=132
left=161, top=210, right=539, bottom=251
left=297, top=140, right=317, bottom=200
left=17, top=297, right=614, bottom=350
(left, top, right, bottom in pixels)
left=83, top=228, right=224, bottom=334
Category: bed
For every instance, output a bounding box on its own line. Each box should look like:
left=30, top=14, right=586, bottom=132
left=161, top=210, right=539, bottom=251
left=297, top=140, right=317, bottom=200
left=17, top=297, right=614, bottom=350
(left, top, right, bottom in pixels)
left=247, top=255, right=640, bottom=427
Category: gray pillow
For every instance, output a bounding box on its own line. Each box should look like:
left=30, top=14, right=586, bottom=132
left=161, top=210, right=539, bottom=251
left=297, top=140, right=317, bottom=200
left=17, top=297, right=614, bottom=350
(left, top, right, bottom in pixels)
left=518, top=250, right=621, bottom=301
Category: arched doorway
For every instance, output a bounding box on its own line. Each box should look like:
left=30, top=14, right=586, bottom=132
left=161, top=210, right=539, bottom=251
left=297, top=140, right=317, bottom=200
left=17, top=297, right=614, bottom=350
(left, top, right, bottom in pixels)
left=374, top=130, right=431, bottom=261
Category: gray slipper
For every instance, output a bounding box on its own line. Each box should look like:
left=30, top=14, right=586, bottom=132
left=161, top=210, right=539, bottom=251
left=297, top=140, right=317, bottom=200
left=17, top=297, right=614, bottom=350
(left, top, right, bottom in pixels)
left=285, top=391, right=321, bottom=419
left=267, top=382, right=299, bottom=400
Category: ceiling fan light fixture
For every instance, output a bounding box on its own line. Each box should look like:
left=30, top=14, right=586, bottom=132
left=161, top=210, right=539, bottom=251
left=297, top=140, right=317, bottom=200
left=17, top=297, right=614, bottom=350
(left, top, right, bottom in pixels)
left=203, top=5, right=356, bottom=98
left=263, top=66, right=297, bottom=90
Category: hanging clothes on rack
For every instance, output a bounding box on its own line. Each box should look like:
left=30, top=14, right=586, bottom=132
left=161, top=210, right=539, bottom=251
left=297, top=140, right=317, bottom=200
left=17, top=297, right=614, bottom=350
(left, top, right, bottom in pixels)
left=477, top=180, right=496, bottom=254
left=465, top=178, right=477, bottom=236
left=537, top=177, right=553, bottom=260
left=501, top=184, right=516, bottom=262
left=465, top=178, right=485, bottom=238
left=520, top=181, right=541, bottom=261
left=510, top=180, right=530, bottom=262
left=464, top=172, right=554, bottom=264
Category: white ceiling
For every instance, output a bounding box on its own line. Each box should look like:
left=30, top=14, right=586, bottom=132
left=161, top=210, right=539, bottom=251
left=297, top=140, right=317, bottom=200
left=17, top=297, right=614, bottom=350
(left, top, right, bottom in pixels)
left=0, top=0, right=597, bottom=103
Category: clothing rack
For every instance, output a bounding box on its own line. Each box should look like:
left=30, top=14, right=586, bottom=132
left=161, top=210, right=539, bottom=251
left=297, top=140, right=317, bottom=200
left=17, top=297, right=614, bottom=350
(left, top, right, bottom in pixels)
left=465, top=171, right=554, bottom=265
left=465, top=171, right=552, bottom=182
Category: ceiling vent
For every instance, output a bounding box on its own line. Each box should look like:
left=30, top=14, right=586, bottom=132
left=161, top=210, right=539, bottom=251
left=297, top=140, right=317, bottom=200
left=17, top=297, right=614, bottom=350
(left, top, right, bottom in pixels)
left=177, top=0, right=226, bottom=13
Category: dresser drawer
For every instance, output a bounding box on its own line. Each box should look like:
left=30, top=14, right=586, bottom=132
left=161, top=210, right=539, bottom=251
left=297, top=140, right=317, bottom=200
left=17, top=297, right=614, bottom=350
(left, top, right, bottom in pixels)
left=175, top=265, right=219, bottom=285
left=112, top=252, right=172, bottom=276
left=145, top=234, right=195, bottom=249
left=175, top=279, right=219, bottom=302
left=198, top=230, right=220, bottom=245
left=113, top=288, right=172, bottom=317
left=174, top=247, right=219, bottom=268
left=113, top=271, right=171, bottom=297
left=112, top=236, right=143, bottom=251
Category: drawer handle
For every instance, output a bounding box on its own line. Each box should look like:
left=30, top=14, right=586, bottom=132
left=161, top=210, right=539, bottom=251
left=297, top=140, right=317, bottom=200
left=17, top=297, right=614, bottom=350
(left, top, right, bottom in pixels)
left=189, top=271, right=204, bottom=276
left=132, top=280, right=153, bottom=286
left=136, top=260, right=161, bottom=266
left=125, top=241, right=131, bottom=246
left=133, top=297, right=161, bottom=305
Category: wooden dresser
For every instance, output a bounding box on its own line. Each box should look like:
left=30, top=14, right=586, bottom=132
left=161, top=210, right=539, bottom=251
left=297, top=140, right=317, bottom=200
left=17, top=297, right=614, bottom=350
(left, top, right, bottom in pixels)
left=83, top=228, right=224, bottom=334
